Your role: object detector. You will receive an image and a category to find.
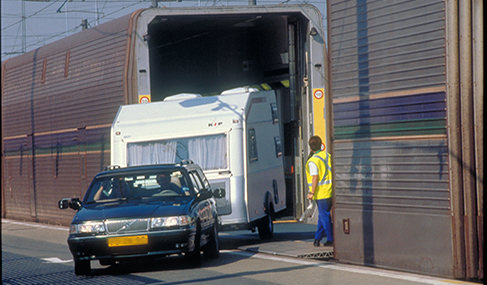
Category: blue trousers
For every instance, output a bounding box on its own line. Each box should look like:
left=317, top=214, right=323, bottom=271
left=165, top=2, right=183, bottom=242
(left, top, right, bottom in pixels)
left=315, top=198, right=333, bottom=242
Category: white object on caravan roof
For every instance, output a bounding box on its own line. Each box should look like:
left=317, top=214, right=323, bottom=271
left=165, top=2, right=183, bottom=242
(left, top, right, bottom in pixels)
left=163, top=93, right=202, bottom=101
left=221, top=86, right=258, bottom=95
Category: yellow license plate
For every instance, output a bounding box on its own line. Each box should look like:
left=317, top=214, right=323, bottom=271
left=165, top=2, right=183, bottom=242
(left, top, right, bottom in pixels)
left=107, top=235, right=148, bottom=247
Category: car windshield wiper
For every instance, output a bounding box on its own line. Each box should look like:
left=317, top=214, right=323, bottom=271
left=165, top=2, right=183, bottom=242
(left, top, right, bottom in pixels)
left=87, top=197, right=128, bottom=204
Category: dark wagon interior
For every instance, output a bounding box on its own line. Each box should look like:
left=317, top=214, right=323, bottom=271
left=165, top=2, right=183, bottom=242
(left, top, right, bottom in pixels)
left=146, top=12, right=313, bottom=215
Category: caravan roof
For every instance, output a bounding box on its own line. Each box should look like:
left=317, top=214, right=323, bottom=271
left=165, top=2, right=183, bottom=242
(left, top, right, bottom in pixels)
left=115, top=89, right=270, bottom=124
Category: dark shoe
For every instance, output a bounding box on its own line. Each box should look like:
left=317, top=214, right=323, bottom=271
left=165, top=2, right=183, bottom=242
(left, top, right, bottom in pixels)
left=313, top=239, right=320, bottom=247
left=323, top=240, right=333, bottom=247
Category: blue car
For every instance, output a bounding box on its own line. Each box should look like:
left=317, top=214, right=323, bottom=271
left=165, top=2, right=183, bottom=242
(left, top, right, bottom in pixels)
left=58, top=161, right=224, bottom=275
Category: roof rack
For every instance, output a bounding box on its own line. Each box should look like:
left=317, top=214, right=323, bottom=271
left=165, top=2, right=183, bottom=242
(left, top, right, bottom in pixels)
left=105, top=165, right=121, bottom=171
left=179, top=159, right=194, bottom=165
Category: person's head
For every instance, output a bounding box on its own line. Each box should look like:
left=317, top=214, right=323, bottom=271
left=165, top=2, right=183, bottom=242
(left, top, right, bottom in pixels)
left=112, top=177, right=124, bottom=188
left=157, top=173, right=171, bottom=187
left=110, top=177, right=125, bottom=197
left=308, top=135, right=323, bottom=152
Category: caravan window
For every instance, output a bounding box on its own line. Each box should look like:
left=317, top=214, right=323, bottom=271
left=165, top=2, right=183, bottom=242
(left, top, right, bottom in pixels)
left=127, top=134, right=227, bottom=170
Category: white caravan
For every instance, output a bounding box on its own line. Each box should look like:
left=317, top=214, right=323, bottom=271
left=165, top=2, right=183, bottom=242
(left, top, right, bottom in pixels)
left=111, top=87, right=286, bottom=239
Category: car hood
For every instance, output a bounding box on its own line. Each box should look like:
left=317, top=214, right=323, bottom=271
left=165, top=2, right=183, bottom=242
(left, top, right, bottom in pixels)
left=72, top=198, right=193, bottom=223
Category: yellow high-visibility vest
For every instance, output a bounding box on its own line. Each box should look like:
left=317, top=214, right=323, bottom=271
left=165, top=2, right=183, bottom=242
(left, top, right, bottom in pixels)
left=306, top=151, right=332, bottom=200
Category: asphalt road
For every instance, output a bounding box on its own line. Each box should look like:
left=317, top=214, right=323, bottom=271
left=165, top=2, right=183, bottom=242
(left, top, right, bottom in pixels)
left=2, top=219, right=478, bottom=285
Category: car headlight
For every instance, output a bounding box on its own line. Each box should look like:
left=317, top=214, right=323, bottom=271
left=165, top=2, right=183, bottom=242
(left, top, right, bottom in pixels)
left=70, top=222, right=106, bottom=234
left=151, top=216, right=191, bottom=229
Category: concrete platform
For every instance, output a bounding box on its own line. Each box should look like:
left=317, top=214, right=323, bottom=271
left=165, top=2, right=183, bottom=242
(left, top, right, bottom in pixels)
left=231, top=218, right=334, bottom=260
left=238, top=240, right=334, bottom=259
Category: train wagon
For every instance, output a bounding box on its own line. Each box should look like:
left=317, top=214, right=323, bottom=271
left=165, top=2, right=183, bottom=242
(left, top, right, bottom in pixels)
left=329, top=0, right=483, bottom=280
left=1, top=5, right=329, bottom=230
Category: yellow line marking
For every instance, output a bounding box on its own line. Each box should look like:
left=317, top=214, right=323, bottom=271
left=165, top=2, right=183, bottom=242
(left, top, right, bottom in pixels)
left=274, top=219, right=298, bottom=224
left=439, top=280, right=479, bottom=284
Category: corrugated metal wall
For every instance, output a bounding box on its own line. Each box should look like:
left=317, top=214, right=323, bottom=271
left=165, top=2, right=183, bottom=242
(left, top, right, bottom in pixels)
left=1, top=14, right=133, bottom=225
left=330, top=0, right=453, bottom=277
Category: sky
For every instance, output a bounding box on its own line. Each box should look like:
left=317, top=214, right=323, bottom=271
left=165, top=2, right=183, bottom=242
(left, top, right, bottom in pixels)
left=1, top=0, right=328, bottom=63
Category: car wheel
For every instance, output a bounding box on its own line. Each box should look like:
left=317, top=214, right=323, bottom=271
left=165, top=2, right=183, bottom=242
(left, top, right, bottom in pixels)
left=185, top=222, right=201, bottom=265
left=203, top=221, right=219, bottom=259
left=258, top=205, right=274, bottom=240
left=74, top=259, right=91, bottom=276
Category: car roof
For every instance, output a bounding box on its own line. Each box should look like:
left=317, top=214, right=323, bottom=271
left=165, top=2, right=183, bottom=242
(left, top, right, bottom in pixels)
left=95, top=163, right=202, bottom=178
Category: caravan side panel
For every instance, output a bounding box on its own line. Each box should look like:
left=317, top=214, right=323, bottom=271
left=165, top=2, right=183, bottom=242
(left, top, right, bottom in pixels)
left=245, top=91, right=286, bottom=222
left=214, top=126, right=248, bottom=226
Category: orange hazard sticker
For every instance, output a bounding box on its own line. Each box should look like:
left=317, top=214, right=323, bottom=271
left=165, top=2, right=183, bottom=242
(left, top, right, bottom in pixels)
left=313, top=89, right=324, bottom=100
left=139, top=95, right=151, bottom=104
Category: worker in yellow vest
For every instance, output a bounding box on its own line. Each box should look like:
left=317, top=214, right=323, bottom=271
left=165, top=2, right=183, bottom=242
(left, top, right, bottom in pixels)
left=306, top=135, right=333, bottom=247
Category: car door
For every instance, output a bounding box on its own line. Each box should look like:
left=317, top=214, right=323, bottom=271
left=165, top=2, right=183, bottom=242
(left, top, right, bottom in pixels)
left=194, top=168, right=218, bottom=221
left=188, top=171, right=212, bottom=234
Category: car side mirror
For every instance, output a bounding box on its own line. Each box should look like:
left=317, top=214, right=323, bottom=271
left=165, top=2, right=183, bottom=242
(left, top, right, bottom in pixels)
left=196, top=189, right=212, bottom=201
left=58, top=198, right=82, bottom=210
left=58, top=198, right=69, bottom=209
left=210, top=187, right=226, bottom=199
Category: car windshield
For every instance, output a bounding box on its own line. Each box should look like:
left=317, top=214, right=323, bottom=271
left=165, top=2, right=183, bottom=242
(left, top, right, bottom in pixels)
left=84, top=170, right=192, bottom=203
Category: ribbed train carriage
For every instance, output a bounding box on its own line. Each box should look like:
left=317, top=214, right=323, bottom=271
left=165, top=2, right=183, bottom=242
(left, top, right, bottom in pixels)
left=329, top=0, right=483, bottom=280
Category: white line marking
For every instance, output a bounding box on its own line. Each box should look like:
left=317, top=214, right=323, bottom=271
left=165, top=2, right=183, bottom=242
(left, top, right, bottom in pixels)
left=2, top=220, right=476, bottom=285
left=42, top=257, right=72, bottom=263
left=222, top=250, right=476, bottom=285
left=2, top=219, right=69, bottom=231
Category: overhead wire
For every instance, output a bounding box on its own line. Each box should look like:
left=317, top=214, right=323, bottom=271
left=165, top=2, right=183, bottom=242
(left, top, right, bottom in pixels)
left=3, top=19, right=22, bottom=55
left=20, top=0, right=147, bottom=52
left=1, top=0, right=61, bottom=31
left=2, top=0, right=324, bottom=60
left=2, top=0, right=148, bottom=58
